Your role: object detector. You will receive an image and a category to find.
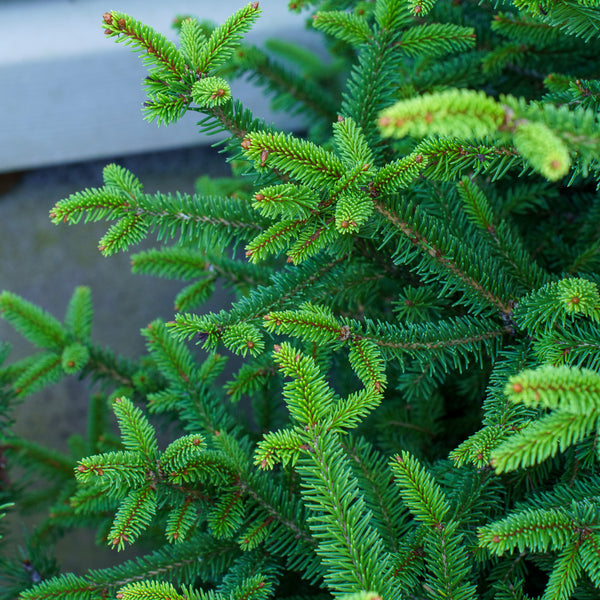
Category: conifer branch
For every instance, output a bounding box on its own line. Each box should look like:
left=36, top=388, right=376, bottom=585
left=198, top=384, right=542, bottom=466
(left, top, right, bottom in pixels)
left=374, top=201, right=516, bottom=315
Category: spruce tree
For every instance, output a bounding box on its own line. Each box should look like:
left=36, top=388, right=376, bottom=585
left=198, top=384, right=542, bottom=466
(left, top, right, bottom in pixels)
left=1, top=0, right=600, bottom=599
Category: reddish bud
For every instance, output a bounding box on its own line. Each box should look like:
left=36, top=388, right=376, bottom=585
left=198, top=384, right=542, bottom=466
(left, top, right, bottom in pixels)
left=103, top=12, right=113, bottom=25
left=273, top=344, right=282, bottom=353
left=252, top=1, right=259, bottom=8
left=378, top=116, right=391, bottom=126
left=77, top=465, right=86, bottom=472
left=116, top=594, right=124, bottom=600
left=340, top=220, right=350, bottom=229
left=67, top=360, right=75, bottom=368
left=337, top=115, right=344, bottom=122
left=246, top=340, right=255, bottom=349
left=414, top=154, right=423, bottom=163
left=550, top=160, right=561, bottom=170
left=571, top=296, right=580, bottom=304
left=260, top=149, right=269, bottom=167
left=172, top=532, right=179, bottom=539
left=211, top=88, right=226, bottom=99
left=118, top=17, right=126, bottom=28
left=339, top=325, right=351, bottom=340
left=425, top=112, right=434, bottom=123
left=114, top=397, right=122, bottom=403
left=241, top=138, right=252, bottom=150
left=258, top=582, right=265, bottom=588
left=104, top=29, right=112, bottom=35
left=492, top=535, right=501, bottom=543
left=414, top=5, right=422, bottom=14
left=192, top=437, right=201, bottom=446
left=254, top=193, right=265, bottom=201
left=512, top=383, right=523, bottom=393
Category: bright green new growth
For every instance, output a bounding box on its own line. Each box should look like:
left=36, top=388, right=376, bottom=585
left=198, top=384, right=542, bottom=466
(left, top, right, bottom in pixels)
left=2, top=1, right=600, bottom=599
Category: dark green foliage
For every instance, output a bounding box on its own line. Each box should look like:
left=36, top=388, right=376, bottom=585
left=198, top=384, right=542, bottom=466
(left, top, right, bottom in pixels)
left=2, top=1, right=600, bottom=599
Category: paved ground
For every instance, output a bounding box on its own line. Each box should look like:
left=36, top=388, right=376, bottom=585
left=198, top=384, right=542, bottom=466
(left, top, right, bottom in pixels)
left=0, top=144, right=235, bottom=572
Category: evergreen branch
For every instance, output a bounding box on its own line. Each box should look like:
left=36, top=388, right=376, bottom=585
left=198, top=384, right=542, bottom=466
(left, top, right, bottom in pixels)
left=64, top=286, right=94, bottom=341
left=390, top=451, right=449, bottom=528
left=86, top=345, right=138, bottom=388
left=75, top=451, right=147, bottom=488
left=272, top=343, right=335, bottom=427
left=238, top=477, right=316, bottom=549
left=491, top=411, right=598, bottom=473
left=333, top=117, right=374, bottom=168
left=255, top=428, right=307, bottom=469
left=370, top=152, right=427, bottom=194
left=456, top=178, right=549, bottom=290
left=416, top=138, right=523, bottom=182
left=514, top=278, right=600, bottom=336
left=0, top=292, right=67, bottom=352
left=478, top=506, right=580, bottom=555
left=504, top=365, right=600, bottom=415
left=195, top=2, right=261, bottom=74
left=12, top=352, right=64, bottom=398
left=295, top=433, right=398, bottom=598
left=131, top=247, right=211, bottom=281
left=1, top=435, right=75, bottom=477
left=108, top=485, right=157, bottom=550
left=142, top=320, right=196, bottom=387
left=111, top=396, right=159, bottom=463
left=242, top=131, right=346, bottom=188
left=103, top=12, right=186, bottom=76
left=341, top=437, right=408, bottom=553
left=341, top=31, right=404, bottom=159
left=19, top=536, right=238, bottom=600
left=396, top=23, right=476, bottom=58
left=312, top=10, right=372, bottom=46
left=166, top=495, right=198, bottom=543
left=53, top=172, right=266, bottom=256
left=207, top=490, right=245, bottom=538
left=373, top=200, right=516, bottom=315
left=542, top=543, right=582, bottom=600
left=378, top=89, right=506, bottom=140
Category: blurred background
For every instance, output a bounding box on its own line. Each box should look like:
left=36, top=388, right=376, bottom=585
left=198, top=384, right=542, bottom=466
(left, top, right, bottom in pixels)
left=0, top=0, right=314, bottom=572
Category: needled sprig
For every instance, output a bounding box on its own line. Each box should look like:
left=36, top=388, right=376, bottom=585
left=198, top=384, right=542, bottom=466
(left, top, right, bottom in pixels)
left=390, top=452, right=476, bottom=600
left=378, top=89, right=578, bottom=180
left=255, top=343, right=394, bottom=598
left=73, top=396, right=216, bottom=549
left=490, top=365, right=600, bottom=473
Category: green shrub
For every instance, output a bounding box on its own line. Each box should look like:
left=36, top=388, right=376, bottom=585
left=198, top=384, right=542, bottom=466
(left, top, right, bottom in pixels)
left=2, top=1, right=600, bottom=598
